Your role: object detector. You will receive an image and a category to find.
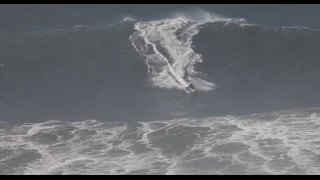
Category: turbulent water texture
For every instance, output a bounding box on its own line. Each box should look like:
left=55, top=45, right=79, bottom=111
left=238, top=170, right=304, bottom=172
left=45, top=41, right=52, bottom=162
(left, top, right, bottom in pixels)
left=2, top=5, right=320, bottom=175
left=130, top=18, right=216, bottom=91
left=129, top=13, right=245, bottom=92
left=1, top=107, right=320, bottom=175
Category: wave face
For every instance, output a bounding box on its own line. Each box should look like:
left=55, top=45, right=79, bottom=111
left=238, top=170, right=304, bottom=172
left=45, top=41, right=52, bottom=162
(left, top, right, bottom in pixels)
left=1, top=107, right=320, bottom=174
left=1, top=17, right=320, bottom=123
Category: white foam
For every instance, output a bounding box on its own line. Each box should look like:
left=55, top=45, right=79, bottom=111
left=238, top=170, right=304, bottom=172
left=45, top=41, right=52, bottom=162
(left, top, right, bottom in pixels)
left=130, top=17, right=218, bottom=92
left=171, top=8, right=246, bottom=24
left=309, top=112, right=320, bottom=125
left=123, top=16, right=136, bottom=22
left=3, top=108, right=320, bottom=174
left=25, top=122, right=58, bottom=136
left=73, top=25, right=83, bottom=28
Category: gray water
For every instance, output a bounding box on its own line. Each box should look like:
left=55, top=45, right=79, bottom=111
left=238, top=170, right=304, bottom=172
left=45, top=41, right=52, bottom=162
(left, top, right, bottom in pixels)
left=1, top=4, right=320, bottom=174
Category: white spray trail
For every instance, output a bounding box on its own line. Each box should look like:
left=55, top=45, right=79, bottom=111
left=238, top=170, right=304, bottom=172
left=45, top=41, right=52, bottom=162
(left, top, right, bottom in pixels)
left=130, top=17, right=217, bottom=91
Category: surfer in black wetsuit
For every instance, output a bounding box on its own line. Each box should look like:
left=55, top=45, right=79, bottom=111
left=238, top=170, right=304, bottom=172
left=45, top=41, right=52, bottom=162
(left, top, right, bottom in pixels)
left=185, top=82, right=196, bottom=93
left=148, top=67, right=152, bottom=76
left=189, top=83, right=194, bottom=89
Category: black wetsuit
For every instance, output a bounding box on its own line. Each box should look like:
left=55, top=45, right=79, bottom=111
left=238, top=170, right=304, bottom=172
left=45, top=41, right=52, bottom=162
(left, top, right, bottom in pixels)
left=189, top=83, right=194, bottom=89
left=185, top=83, right=195, bottom=91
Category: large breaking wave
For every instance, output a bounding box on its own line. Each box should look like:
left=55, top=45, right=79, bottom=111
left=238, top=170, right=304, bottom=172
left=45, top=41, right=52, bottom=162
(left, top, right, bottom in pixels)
left=1, top=10, right=320, bottom=123
left=129, top=13, right=245, bottom=92
left=1, top=7, right=320, bottom=175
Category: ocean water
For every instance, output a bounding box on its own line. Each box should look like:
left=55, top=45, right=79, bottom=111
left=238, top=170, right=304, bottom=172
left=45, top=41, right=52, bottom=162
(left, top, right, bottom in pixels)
left=1, top=4, right=320, bottom=174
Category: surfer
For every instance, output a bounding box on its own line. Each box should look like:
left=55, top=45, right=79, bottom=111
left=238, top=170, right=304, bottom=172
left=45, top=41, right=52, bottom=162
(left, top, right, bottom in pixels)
left=185, top=82, right=196, bottom=93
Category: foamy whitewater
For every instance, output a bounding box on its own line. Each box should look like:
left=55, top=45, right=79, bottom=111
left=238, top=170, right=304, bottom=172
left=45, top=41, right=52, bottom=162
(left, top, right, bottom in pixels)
left=1, top=107, right=320, bottom=174
left=129, top=13, right=244, bottom=92
left=1, top=5, right=320, bottom=175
